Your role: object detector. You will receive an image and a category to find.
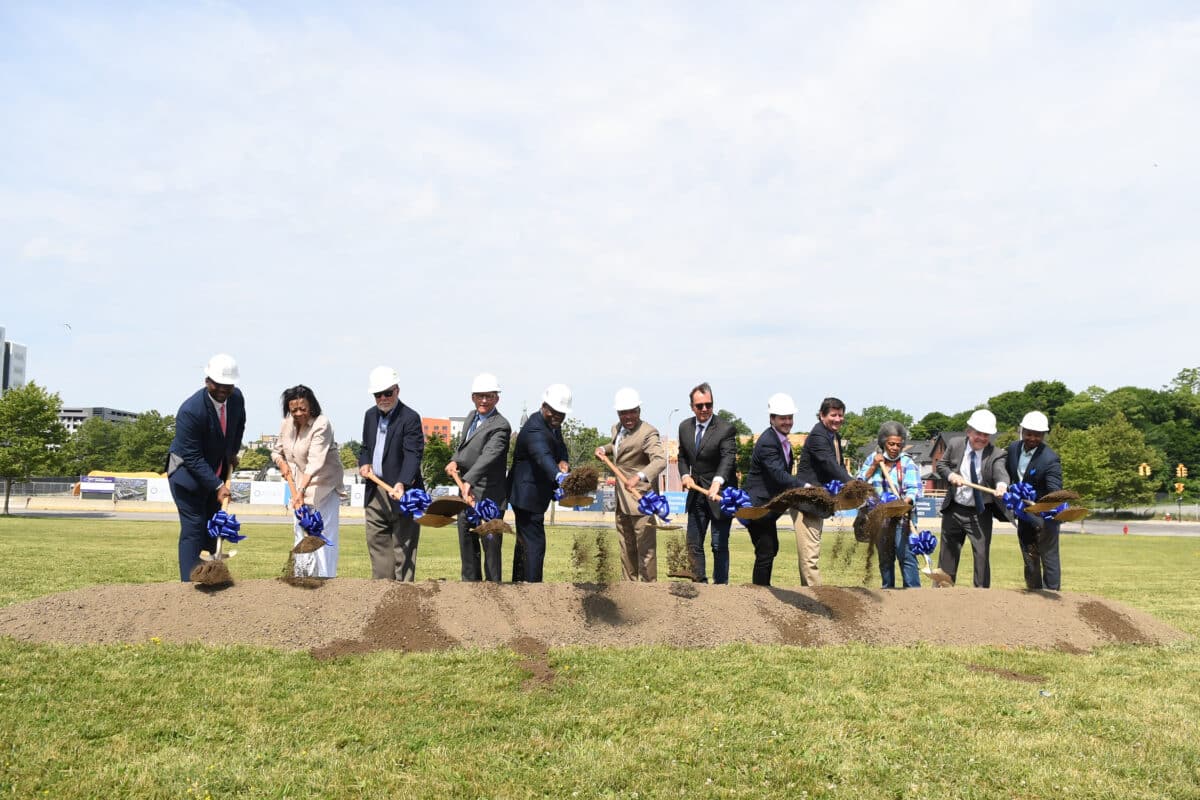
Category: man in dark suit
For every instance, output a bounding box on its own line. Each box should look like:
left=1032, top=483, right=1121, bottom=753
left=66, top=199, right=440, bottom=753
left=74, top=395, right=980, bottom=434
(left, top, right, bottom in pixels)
left=358, top=366, right=425, bottom=581
left=936, top=409, right=1009, bottom=588
left=446, top=372, right=511, bottom=582
left=1006, top=410, right=1064, bottom=590
left=166, top=354, right=246, bottom=581
left=793, top=397, right=853, bottom=586
left=743, top=393, right=806, bottom=586
left=677, top=382, right=738, bottom=584
left=507, top=383, right=572, bottom=582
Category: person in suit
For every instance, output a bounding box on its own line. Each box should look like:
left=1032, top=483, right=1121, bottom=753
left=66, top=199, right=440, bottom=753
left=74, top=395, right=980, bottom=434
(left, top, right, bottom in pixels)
left=596, top=388, right=668, bottom=581
left=677, top=382, right=738, bottom=584
left=507, top=384, right=572, bottom=583
left=357, top=366, right=425, bottom=581
left=1006, top=410, right=1064, bottom=590
left=166, top=353, right=247, bottom=581
left=743, top=393, right=806, bottom=586
left=446, top=372, right=511, bottom=582
left=793, top=397, right=853, bottom=586
left=271, top=384, right=344, bottom=578
left=935, top=409, right=1009, bottom=588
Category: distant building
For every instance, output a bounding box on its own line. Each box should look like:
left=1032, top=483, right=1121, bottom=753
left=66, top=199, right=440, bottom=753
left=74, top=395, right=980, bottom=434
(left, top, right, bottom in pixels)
left=247, top=433, right=280, bottom=451
left=422, top=417, right=452, bottom=442
left=449, top=415, right=467, bottom=440
left=58, top=406, right=139, bottom=435
left=0, top=325, right=28, bottom=394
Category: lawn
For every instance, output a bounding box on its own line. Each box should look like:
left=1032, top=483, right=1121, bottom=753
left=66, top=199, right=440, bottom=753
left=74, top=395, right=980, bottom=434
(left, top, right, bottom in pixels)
left=1, top=516, right=1198, bottom=799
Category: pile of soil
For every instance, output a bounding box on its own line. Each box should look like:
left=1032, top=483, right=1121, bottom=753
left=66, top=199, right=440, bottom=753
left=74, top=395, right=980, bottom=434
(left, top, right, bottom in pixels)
left=0, top=580, right=1184, bottom=657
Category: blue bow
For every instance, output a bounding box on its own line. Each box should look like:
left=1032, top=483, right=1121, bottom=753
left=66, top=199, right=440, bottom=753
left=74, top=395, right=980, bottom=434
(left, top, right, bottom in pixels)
left=824, top=480, right=844, bottom=496
left=909, top=530, right=937, bottom=556
left=553, top=471, right=567, bottom=501
left=207, top=510, right=245, bottom=543
left=465, top=497, right=502, bottom=527
left=720, top=487, right=751, bottom=517
left=294, top=506, right=330, bottom=545
left=1002, top=482, right=1037, bottom=513
left=398, top=488, right=432, bottom=518
left=638, top=491, right=672, bottom=522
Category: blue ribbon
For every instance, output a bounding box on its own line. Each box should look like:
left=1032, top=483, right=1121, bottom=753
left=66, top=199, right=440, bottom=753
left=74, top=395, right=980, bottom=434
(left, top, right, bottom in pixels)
left=553, top=471, right=567, bottom=501
left=909, top=530, right=937, bottom=556
left=1040, top=502, right=1068, bottom=521
left=207, top=510, right=245, bottom=543
left=465, top=497, right=502, bottom=527
left=1002, top=482, right=1037, bottom=513
left=398, top=488, right=432, bottom=518
left=824, top=480, right=844, bottom=496
left=294, top=506, right=330, bottom=545
left=638, top=491, right=672, bottom=522
left=720, top=487, right=751, bottom=517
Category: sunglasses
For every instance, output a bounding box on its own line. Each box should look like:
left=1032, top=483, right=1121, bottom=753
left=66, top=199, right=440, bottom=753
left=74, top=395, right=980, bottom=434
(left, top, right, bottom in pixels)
left=692, top=402, right=713, bottom=410
left=373, top=388, right=396, bottom=399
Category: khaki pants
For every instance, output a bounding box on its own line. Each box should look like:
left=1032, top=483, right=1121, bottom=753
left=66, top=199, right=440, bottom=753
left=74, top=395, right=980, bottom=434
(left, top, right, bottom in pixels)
left=365, top=490, right=420, bottom=581
left=616, top=511, right=657, bottom=581
left=789, top=509, right=823, bottom=587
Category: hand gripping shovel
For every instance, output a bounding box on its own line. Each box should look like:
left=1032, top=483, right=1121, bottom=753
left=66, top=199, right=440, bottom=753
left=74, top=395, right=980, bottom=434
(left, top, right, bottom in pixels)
left=874, top=460, right=951, bottom=585
left=364, top=472, right=456, bottom=527
left=192, top=479, right=242, bottom=586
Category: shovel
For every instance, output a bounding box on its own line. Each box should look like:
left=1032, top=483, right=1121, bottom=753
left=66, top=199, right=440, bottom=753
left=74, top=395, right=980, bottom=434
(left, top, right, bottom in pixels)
left=447, top=465, right=512, bottom=537
left=875, top=461, right=952, bottom=585
left=364, top=471, right=455, bottom=527
left=192, top=479, right=238, bottom=585
left=596, top=451, right=681, bottom=530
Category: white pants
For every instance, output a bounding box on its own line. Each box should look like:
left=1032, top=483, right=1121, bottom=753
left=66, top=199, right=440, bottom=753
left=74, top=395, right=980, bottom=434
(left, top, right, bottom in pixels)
left=293, top=490, right=341, bottom=577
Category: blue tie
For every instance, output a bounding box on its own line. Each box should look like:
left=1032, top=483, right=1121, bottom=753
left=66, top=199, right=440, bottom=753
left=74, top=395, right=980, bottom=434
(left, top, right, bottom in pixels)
left=466, top=415, right=479, bottom=440
left=695, top=423, right=703, bottom=452
left=970, top=450, right=984, bottom=514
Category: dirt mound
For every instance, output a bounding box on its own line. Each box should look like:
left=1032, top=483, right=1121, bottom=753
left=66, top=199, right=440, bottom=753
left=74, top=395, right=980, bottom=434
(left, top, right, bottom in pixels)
left=0, top=580, right=1185, bottom=654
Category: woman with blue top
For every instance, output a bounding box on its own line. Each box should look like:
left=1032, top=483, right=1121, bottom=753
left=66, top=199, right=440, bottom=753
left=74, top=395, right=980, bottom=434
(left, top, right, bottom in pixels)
left=857, top=421, right=922, bottom=588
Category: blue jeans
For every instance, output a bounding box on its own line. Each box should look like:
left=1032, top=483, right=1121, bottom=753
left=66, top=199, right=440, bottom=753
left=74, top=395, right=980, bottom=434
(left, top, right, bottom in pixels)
left=685, top=493, right=732, bottom=584
left=880, top=521, right=921, bottom=588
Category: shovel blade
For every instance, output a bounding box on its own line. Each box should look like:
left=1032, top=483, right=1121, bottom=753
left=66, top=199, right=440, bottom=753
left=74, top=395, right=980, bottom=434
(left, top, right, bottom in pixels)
left=198, top=550, right=213, bottom=562
left=1054, top=507, right=1090, bottom=522
left=735, top=506, right=772, bottom=520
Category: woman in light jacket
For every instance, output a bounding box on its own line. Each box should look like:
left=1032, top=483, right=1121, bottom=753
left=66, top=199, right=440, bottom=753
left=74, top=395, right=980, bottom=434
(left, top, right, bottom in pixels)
left=272, top=385, right=344, bottom=577
left=857, top=421, right=923, bottom=588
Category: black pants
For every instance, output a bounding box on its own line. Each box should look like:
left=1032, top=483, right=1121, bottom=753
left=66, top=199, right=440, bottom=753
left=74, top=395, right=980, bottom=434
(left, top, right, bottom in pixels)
left=1017, top=519, right=1061, bottom=590
left=512, top=507, right=547, bottom=582
left=938, top=505, right=993, bottom=588
left=745, top=514, right=781, bottom=586
left=457, top=513, right=503, bottom=582
left=685, top=494, right=733, bottom=584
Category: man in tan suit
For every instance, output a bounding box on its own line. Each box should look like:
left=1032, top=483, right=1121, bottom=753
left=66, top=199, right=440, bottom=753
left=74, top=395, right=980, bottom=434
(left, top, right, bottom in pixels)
left=596, top=387, right=668, bottom=581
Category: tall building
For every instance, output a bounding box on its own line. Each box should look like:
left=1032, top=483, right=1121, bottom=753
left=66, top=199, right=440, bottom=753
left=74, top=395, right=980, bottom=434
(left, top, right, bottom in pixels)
left=58, top=407, right=139, bottom=435
left=0, top=326, right=28, bottom=394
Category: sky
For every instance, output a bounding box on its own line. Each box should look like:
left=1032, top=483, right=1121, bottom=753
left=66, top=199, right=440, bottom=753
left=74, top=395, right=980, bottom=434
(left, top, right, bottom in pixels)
left=3, top=1, right=1197, bottom=445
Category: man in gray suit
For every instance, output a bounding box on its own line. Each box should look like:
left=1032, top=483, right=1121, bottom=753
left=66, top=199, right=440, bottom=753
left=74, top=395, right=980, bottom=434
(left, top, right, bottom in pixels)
left=935, top=409, right=1009, bottom=588
left=446, top=373, right=512, bottom=582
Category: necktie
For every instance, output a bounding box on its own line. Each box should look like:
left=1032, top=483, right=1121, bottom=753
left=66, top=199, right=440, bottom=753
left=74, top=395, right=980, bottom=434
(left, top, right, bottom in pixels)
left=695, top=423, right=703, bottom=452
left=783, top=436, right=792, bottom=465
left=970, top=450, right=984, bottom=514
left=219, top=403, right=227, bottom=435
left=466, top=415, right=479, bottom=440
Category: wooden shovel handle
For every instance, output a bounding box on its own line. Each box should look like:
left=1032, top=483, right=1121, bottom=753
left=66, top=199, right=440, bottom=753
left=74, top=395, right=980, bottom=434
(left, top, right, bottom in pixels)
left=220, top=477, right=232, bottom=512
left=365, top=471, right=402, bottom=499
left=958, top=478, right=1006, bottom=498
left=446, top=466, right=473, bottom=506
left=596, top=451, right=644, bottom=498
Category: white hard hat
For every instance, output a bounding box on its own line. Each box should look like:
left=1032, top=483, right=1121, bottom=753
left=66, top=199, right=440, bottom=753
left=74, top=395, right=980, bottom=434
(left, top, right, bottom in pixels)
left=767, top=392, right=798, bottom=416
left=542, top=383, right=573, bottom=414
left=471, top=372, right=502, bottom=393
left=966, top=409, right=998, bottom=435
left=613, top=387, right=641, bottom=411
left=368, top=366, right=400, bottom=395
left=1020, top=411, right=1050, bottom=432
left=204, top=353, right=239, bottom=384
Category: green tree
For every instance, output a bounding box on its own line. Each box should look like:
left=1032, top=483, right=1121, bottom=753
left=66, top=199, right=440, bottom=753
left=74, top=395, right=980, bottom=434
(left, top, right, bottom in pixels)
left=421, top=432, right=454, bottom=489
left=238, top=448, right=269, bottom=473
left=840, top=405, right=914, bottom=454
left=716, top=409, right=752, bottom=436
left=61, top=417, right=122, bottom=475
left=987, top=390, right=1031, bottom=431
left=561, top=418, right=608, bottom=472
left=339, top=441, right=361, bottom=471
left=1050, top=413, right=1160, bottom=509
left=736, top=436, right=754, bottom=479
left=1023, top=379, right=1074, bottom=420
left=113, top=411, right=175, bottom=472
left=1054, top=386, right=1113, bottom=430
left=0, top=382, right=68, bottom=514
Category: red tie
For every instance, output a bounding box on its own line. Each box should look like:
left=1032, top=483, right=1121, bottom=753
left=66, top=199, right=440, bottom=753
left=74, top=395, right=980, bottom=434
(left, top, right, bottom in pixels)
left=219, top=403, right=227, bottom=435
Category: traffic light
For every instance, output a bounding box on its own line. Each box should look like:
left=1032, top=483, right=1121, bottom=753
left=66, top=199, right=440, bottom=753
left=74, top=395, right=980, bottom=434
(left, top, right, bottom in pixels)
left=1175, top=482, right=1186, bottom=494
left=1138, top=462, right=1151, bottom=477
left=1177, top=463, right=1189, bottom=478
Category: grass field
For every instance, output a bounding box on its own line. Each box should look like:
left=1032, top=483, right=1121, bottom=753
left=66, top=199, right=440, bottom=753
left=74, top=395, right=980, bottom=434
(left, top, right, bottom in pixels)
left=2, top=516, right=1199, bottom=798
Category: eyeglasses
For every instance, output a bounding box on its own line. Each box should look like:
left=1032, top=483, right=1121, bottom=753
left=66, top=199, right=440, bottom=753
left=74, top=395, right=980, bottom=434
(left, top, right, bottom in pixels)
left=373, top=388, right=396, bottom=399
left=692, top=402, right=713, bottom=410
left=472, top=392, right=499, bottom=401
